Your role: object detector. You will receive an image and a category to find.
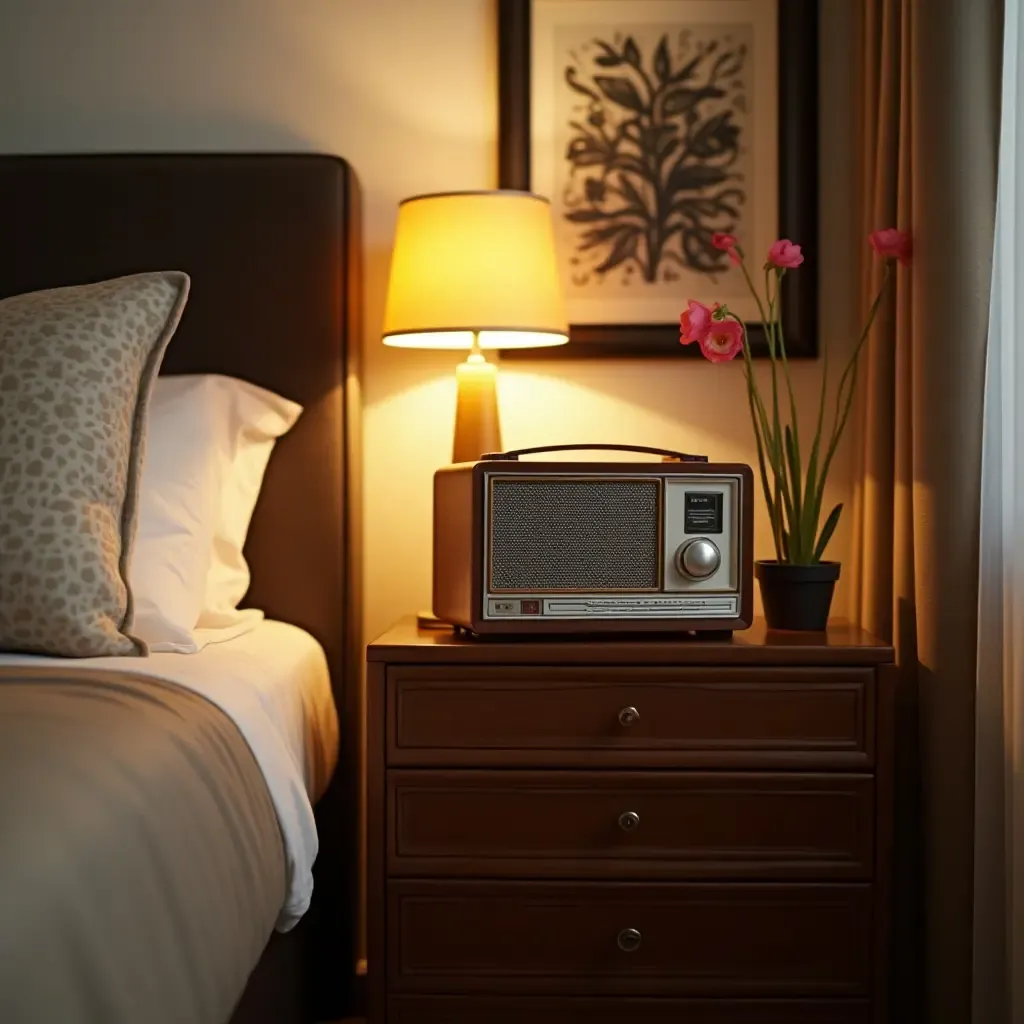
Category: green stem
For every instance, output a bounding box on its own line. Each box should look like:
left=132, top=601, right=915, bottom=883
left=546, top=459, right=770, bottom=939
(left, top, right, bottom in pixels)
left=762, top=266, right=782, bottom=461
left=737, top=256, right=772, bottom=328
left=745, top=373, right=780, bottom=560
left=763, top=268, right=794, bottom=552
left=773, top=273, right=804, bottom=560
left=802, top=333, right=829, bottom=561
left=727, top=249, right=897, bottom=568
left=734, top=259, right=790, bottom=559
left=809, top=262, right=894, bottom=544
left=772, top=475, right=785, bottom=561
left=833, top=262, right=891, bottom=422
left=813, top=358, right=859, bottom=526
left=823, top=264, right=891, bottom=466
left=737, top=318, right=783, bottom=561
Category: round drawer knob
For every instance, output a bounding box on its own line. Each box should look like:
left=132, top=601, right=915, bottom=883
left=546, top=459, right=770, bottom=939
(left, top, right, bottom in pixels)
left=618, top=706, right=640, bottom=727
left=618, top=810, right=640, bottom=832
left=617, top=927, right=642, bottom=953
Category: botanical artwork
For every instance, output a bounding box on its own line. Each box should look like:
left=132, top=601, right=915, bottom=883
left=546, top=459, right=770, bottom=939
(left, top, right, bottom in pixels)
left=554, top=23, right=753, bottom=300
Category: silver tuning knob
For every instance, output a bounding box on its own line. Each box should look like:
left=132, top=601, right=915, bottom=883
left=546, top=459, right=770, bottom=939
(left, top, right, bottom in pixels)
left=676, top=538, right=721, bottom=579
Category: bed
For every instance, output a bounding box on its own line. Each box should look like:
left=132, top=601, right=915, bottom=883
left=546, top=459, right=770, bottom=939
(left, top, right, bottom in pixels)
left=0, top=154, right=362, bottom=1024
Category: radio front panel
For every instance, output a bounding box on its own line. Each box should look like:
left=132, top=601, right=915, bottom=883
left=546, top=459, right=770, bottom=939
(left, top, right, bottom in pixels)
left=481, top=471, right=743, bottom=622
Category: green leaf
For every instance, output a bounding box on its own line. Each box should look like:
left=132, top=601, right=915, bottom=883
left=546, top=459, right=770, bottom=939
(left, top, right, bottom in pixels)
left=773, top=478, right=787, bottom=562
left=748, top=407, right=775, bottom=523
left=813, top=503, right=843, bottom=562
left=802, top=438, right=820, bottom=543
left=784, top=425, right=803, bottom=561
left=745, top=369, right=783, bottom=561
left=809, top=358, right=862, bottom=558
left=778, top=458, right=796, bottom=556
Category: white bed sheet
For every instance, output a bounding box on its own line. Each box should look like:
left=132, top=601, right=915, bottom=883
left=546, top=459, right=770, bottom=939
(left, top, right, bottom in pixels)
left=0, top=620, right=338, bottom=931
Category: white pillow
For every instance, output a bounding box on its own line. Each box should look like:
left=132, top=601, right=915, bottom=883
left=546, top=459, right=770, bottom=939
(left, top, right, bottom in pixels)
left=194, top=377, right=302, bottom=630
left=130, top=376, right=221, bottom=652
left=130, top=375, right=302, bottom=653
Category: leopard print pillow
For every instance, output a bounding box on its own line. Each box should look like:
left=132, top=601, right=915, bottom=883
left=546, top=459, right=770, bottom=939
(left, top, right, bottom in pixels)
left=0, top=272, right=190, bottom=656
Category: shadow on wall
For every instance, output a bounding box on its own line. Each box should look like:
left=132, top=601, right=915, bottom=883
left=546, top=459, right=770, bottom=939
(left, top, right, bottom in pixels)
left=2, top=108, right=324, bottom=154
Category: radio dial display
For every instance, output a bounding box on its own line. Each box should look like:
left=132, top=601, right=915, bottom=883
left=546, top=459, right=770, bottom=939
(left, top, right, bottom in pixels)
left=684, top=492, right=724, bottom=534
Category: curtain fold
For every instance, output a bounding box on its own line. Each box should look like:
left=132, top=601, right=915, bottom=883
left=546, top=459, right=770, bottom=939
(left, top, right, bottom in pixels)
left=850, top=0, right=911, bottom=651
left=973, top=1, right=1023, bottom=1019
left=851, top=0, right=1001, bottom=1019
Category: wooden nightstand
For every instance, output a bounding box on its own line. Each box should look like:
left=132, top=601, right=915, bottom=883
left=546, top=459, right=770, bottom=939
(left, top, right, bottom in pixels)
left=366, top=618, right=898, bottom=1024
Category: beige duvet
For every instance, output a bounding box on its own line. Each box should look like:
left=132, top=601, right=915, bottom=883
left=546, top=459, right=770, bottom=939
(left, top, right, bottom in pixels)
left=0, top=665, right=286, bottom=1024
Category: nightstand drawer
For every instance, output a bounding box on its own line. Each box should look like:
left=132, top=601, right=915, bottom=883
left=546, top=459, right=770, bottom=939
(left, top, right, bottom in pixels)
left=387, top=666, right=873, bottom=768
left=388, top=995, right=871, bottom=1024
left=388, top=880, right=872, bottom=996
left=388, top=770, right=875, bottom=879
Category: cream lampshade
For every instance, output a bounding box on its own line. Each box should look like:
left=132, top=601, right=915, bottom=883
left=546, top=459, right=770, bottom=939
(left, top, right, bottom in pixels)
left=382, top=190, right=568, bottom=463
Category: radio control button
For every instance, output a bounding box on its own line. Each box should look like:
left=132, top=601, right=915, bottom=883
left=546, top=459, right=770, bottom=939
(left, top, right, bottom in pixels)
left=677, top=538, right=721, bottom=579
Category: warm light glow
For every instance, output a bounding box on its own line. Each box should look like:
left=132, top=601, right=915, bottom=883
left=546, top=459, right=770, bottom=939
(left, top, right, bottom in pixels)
left=383, top=330, right=567, bottom=350
left=382, top=190, right=569, bottom=351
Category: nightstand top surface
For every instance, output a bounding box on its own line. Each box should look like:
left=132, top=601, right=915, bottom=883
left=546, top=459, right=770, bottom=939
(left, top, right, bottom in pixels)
left=367, top=617, right=894, bottom=666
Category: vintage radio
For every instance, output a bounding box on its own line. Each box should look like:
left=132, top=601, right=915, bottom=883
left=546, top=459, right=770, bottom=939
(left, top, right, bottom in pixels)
left=432, top=444, right=754, bottom=636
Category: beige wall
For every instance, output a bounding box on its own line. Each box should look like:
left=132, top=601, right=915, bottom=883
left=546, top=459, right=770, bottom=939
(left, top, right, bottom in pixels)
left=0, top=0, right=860, bottom=646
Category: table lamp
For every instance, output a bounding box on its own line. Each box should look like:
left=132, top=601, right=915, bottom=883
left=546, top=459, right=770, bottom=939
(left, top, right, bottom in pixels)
left=382, top=190, right=569, bottom=463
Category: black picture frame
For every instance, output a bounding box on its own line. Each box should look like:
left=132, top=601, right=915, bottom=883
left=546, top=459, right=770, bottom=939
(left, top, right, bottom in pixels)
left=497, top=0, right=819, bottom=360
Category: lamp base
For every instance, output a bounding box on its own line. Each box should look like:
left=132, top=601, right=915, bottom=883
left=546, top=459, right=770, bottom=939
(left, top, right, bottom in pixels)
left=416, top=610, right=450, bottom=631
left=452, top=351, right=501, bottom=463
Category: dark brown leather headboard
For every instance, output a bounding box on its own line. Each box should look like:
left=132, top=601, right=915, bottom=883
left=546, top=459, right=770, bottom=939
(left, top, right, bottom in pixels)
left=0, top=153, right=361, bottom=710
left=0, top=153, right=363, bottom=1011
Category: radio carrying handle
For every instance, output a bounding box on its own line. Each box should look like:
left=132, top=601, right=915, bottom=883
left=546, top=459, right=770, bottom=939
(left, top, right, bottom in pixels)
left=481, top=443, right=708, bottom=463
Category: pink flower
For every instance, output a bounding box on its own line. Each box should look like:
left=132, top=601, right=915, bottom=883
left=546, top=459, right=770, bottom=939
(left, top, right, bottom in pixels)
left=679, top=299, right=713, bottom=345
left=869, top=228, right=912, bottom=267
left=712, top=232, right=741, bottom=266
left=768, top=239, right=804, bottom=269
left=699, top=318, right=744, bottom=362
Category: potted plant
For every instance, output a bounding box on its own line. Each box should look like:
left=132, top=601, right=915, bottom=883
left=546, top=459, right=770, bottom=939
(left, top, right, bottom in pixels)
left=679, top=228, right=911, bottom=630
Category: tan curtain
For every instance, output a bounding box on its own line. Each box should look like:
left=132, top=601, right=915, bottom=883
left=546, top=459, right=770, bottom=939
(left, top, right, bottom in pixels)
left=850, top=0, right=1002, bottom=1020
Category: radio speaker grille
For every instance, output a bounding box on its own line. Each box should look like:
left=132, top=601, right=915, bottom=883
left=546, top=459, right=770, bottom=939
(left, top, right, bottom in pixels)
left=489, top=478, right=660, bottom=591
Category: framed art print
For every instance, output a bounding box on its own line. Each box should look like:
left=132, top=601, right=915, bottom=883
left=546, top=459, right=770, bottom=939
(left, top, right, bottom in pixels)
left=498, top=0, right=819, bottom=359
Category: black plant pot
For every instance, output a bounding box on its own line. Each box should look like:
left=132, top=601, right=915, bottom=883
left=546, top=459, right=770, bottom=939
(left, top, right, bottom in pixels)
left=755, top=560, right=841, bottom=631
